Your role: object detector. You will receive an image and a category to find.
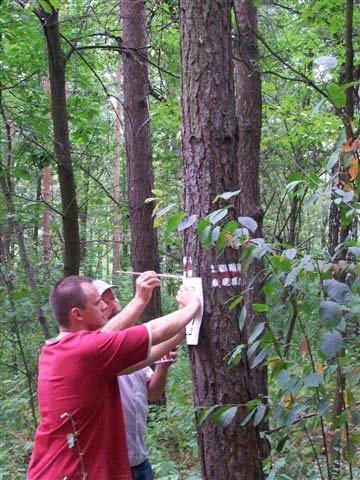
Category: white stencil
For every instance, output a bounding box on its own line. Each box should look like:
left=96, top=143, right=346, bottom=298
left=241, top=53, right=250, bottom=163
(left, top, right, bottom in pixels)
left=183, top=276, right=203, bottom=345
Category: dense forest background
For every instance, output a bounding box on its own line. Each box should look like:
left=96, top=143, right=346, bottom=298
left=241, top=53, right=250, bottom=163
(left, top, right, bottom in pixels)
left=0, top=0, right=359, bottom=479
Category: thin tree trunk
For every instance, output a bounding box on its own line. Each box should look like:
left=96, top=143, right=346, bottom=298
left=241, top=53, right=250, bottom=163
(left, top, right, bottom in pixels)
left=181, top=1, right=264, bottom=478
left=0, top=90, right=51, bottom=340
left=113, top=54, right=123, bottom=285
left=122, top=0, right=161, bottom=321
left=43, top=165, right=52, bottom=268
left=39, top=7, right=80, bottom=276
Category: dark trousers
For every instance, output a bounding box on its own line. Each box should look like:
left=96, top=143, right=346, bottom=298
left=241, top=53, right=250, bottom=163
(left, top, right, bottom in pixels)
left=131, top=458, right=154, bottom=480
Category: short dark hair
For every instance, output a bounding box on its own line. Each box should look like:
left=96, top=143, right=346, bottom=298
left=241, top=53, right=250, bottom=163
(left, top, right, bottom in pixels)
left=49, top=275, right=93, bottom=328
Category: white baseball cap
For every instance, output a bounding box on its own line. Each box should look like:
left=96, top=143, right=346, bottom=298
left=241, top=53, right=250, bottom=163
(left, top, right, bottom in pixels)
left=93, top=280, right=117, bottom=296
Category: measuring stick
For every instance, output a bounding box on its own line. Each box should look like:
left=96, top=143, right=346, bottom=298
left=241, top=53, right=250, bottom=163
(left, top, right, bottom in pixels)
left=116, top=270, right=183, bottom=281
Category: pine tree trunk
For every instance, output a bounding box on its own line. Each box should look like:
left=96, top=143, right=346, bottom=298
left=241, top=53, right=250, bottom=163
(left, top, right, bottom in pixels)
left=233, top=1, right=269, bottom=458
left=122, top=0, right=161, bottom=321
left=181, top=1, right=264, bottom=478
left=113, top=54, right=123, bottom=285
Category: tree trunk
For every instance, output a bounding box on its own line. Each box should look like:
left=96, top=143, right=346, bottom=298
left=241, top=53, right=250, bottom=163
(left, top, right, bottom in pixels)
left=113, top=54, right=123, bottom=285
left=0, top=90, right=51, bottom=340
left=122, top=0, right=161, bottom=321
left=233, top=0, right=268, bottom=410
left=43, top=165, right=52, bottom=269
left=39, top=8, right=80, bottom=276
left=181, top=1, right=264, bottom=478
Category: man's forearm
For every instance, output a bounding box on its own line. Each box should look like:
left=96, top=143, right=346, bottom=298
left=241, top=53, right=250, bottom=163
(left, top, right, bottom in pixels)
left=119, top=332, right=182, bottom=375
left=148, top=302, right=198, bottom=345
left=101, top=296, right=147, bottom=333
left=147, top=365, right=170, bottom=402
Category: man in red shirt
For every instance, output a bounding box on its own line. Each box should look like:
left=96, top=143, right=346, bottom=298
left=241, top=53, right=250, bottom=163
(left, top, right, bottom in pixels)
left=27, top=272, right=200, bottom=480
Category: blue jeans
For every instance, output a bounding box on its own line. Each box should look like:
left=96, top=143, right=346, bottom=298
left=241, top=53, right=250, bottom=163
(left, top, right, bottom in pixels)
left=131, top=458, right=154, bottom=480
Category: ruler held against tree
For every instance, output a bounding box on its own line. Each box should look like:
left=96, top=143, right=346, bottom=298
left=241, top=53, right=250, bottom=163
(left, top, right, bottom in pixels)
left=116, top=270, right=204, bottom=345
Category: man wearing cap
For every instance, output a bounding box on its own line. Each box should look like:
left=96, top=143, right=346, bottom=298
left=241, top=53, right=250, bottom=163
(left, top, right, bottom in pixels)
left=27, top=272, right=199, bottom=480
left=94, top=279, right=180, bottom=480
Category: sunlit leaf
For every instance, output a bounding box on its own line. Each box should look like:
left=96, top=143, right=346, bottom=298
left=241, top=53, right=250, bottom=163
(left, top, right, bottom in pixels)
left=207, top=208, right=228, bottom=225
left=327, top=83, right=346, bottom=109
left=214, top=189, right=241, bottom=202
left=177, top=214, right=197, bottom=232
left=156, top=203, right=176, bottom=217
left=166, top=211, right=186, bottom=233
left=251, top=348, right=269, bottom=369
left=212, top=405, right=238, bottom=427
left=238, top=216, right=258, bottom=233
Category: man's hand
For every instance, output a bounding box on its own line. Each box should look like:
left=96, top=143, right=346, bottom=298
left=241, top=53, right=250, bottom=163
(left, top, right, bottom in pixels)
left=134, top=271, right=161, bottom=304
left=176, top=284, right=201, bottom=312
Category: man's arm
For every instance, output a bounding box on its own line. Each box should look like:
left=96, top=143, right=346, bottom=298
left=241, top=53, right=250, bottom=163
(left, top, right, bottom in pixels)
left=146, top=286, right=199, bottom=345
left=119, top=330, right=183, bottom=375
left=147, top=362, right=173, bottom=402
left=101, top=271, right=160, bottom=333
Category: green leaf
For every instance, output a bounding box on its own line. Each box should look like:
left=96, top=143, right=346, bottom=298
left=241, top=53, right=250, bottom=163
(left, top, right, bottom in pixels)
left=49, top=0, right=61, bottom=8
left=276, top=435, right=289, bottom=453
left=319, top=300, right=342, bottom=328
left=212, top=405, right=238, bottom=427
left=200, top=225, right=212, bottom=247
left=252, top=303, right=269, bottom=313
left=238, top=216, right=258, bottom=233
left=320, top=331, right=343, bottom=359
left=207, top=208, right=228, bottom=225
left=156, top=203, right=176, bottom=217
left=213, top=189, right=241, bottom=202
left=197, top=218, right=209, bottom=235
left=283, top=248, right=297, bottom=260
left=240, top=408, right=256, bottom=426
left=327, top=83, right=346, bottom=108
left=228, top=295, right=243, bottom=311
left=251, top=348, right=269, bottom=369
left=324, top=279, right=352, bottom=305
left=284, top=267, right=300, bottom=287
left=285, top=180, right=302, bottom=193
left=39, top=0, right=53, bottom=13
left=211, top=226, right=220, bottom=245
left=177, top=214, right=197, bottom=232
left=326, top=150, right=340, bottom=171
left=238, top=305, right=247, bottom=331
left=198, top=405, right=218, bottom=425
left=248, top=322, right=265, bottom=344
left=270, top=255, right=292, bottom=273
left=303, top=373, right=323, bottom=387
left=227, top=344, right=245, bottom=367
left=253, top=404, right=266, bottom=426
left=166, top=211, right=186, bottom=233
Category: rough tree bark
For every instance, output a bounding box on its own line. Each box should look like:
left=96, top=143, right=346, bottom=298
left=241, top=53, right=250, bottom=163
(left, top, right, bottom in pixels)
left=181, top=1, right=264, bottom=478
left=113, top=54, right=123, bottom=285
left=122, top=0, right=161, bottom=321
left=233, top=0, right=269, bottom=458
left=39, top=7, right=80, bottom=276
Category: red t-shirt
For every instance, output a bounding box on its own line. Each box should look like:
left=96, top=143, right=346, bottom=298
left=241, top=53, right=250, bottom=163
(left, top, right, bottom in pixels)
left=27, top=326, right=149, bottom=480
